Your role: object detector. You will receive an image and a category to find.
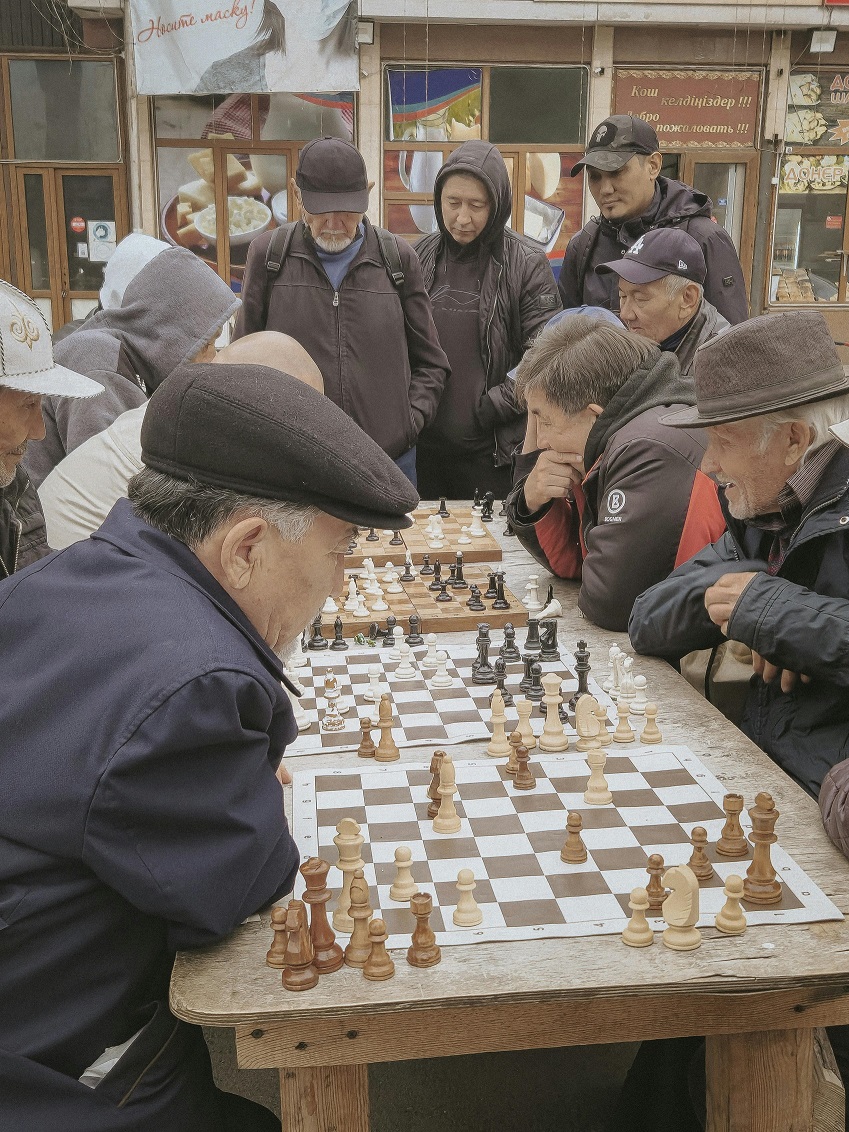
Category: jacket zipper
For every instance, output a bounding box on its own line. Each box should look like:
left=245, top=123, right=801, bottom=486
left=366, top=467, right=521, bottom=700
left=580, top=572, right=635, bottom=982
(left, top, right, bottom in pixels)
left=484, top=260, right=503, bottom=464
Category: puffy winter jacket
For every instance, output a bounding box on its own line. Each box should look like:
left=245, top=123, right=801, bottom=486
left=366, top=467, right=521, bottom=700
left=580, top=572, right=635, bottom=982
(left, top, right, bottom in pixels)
left=630, top=445, right=849, bottom=798
left=416, top=142, right=561, bottom=467
left=506, top=349, right=725, bottom=631
left=0, top=467, right=49, bottom=577
left=559, top=177, right=748, bottom=326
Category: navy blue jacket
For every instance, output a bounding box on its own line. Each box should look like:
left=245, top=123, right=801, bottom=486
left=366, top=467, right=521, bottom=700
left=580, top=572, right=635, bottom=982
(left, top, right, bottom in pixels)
left=0, top=500, right=300, bottom=1129
left=629, top=446, right=849, bottom=798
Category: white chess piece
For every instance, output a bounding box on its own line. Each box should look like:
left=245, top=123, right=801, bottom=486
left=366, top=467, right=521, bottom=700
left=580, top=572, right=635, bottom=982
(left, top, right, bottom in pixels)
left=468, top=505, right=486, bottom=537
left=458, top=526, right=472, bottom=545
left=404, top=556, right=417, bottom=578
left=619, top=656, right=636, bottom=705
left=371, top=588, right=389, bottom=612
left=584, top=749, right=612, bottom=805
left=389, top=846, right=418, bottom=901
left=352, top=595, right=370, bottom=618
left=389, top=625, right=404, bottom=661
left=631, top=675, right=648, bottom=715
left=393, top=643, right=418, bottom=680
left=321, top=595, right=338, bottom=615
left=362, top=665, right=388, bottom=703
left=344, top=578, right=359, bottom=612
left=288, top=633, right=308, bottom=669
left=453, top=868, right=483, bottom=927
left=281, top=682, right=311, bottom=731
left=429, top=651, right=454, bottom=688
left=385, top=571, right=403, bottom=594
left=524, top=574, right=544, bottom=612
left=381, top=564, right=396, bottom=583
left=603, top=644, right=622, bottom=698
left=420, top=633, right=439, bottom=670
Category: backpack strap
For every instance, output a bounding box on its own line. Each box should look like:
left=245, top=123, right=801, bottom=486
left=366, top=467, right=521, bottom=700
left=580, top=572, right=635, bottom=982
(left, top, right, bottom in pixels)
left=262, top=221, right=297, bottom=321
left=375, top=227, right=405, bottom=290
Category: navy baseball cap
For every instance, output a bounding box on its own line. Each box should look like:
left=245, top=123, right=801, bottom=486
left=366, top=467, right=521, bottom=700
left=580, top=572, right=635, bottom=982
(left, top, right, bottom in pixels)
left=596, top=228, right=707, bottom=286
left=296, top=137, right=370, bottom=214
left=571, top=115, right=660, bottom=177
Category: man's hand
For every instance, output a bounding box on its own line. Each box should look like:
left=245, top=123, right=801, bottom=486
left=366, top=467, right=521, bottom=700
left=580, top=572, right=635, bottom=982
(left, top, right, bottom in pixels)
left=704, top=571, right=759, bottom=634
left=751, top=651, right=812, bottom=694
left=523, top=451, right=583, bottom=514
left=276, top=761, right=292, bottom=787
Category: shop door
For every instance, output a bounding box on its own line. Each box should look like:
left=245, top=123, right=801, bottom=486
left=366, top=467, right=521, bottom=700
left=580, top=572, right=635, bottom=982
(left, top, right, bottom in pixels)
left=10, top=167, right=128, bottom=331
left=679, top=152, right=759, bottom=292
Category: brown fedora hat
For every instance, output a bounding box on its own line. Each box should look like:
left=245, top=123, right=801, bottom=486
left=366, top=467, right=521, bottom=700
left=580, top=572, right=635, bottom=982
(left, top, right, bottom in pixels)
left=662, top=311, right=849, bottom=428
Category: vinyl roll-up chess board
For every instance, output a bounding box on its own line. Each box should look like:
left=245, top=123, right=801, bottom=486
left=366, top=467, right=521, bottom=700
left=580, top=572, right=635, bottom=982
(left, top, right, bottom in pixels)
left=291, top=749, right=844, bottom=948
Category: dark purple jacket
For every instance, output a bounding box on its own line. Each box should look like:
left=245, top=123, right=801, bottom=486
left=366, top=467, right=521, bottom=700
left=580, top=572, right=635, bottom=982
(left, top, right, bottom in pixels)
left=0, top=500, right=299, bottom=1129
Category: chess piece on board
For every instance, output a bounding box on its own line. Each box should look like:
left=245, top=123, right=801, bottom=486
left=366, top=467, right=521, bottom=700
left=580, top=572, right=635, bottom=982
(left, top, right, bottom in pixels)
left=500, top=623, right=521, bottom=662
left=575, top=694, right=602, bottom=753
left=357, top=717, right=376, bottom=758
left=332, top=817, right=364, bottom=933
left=524, top=574, right=543, bottom=612
left=389, top=846, right=419, bottom=902
left=406, top=614, right=425, bottom=647
left=506, top=730, right=522, bottom=776
left=266, top=904, right=288, bottom=969
left=375, top=695, right=400, bottom=762
left=320, top=697, right=345, bottom=733
left=282, top=682, right=310, bottom=732
left=569, top=640, right=591, bottom=711
left=300, top=857, right=344, bottom=974
left=407, top=892, right=441, bottom=968
left=524, top=618, right=542, bottom=654
left=631, top=675, right=648, bottom=715
left=430, top=651, right=454, bottom=689
left=539, top=619, right=560, bottom=662
left=363, top=919, right=395, bottom=981
left=527, top=662, right=544, bottom=704
left=515, top=697, right=537, bottom=750
left=466, top=585, right=485, bottom=612
left=420, top=633, right=439, bottom=670
left=427, top=751, right=446, bottom=819
left=433, top=753, right=461, bottom=833
left=584, top=748, right=612, bottom=805
left=594, top=700, right=611, bottom=747
left=561, top=812, right=587, bottom=863
left=715, top=875, right=747, bottom=936
left=640, top=704, right=663, bottom=745
left=487, top=688, right=513, bottom=758
left=661, top=864, right=701, bottom=952
left=539, top=673, right=569, bottom=753
left=492, top=657, right=513, bottom=708
left=646, top=854, right=668, bottom=913
left=282, top=900, right=319, bottom=991
left=343, top=869, right=374, bottom=969
left=687, top=827, right=714, bottom=881
left=512, top=745, right=536, bottom=791
left=492, top=572, right=510, bottom=611
left=363, top=665, right=388, bottom=704
left=453, top=868, right=483, bottom=927
left=393, top=643, right=418, bottom=680
left=743, top=792, right=782, bottom=905
left=308, top=614, right=329, bottom=650
left=622, top=887, right=654, bottom=948
left=612, top=701, right=635, bottom=744
left=330, top=616, right=348, bottom=650
left=716, top=794, right=749, bottom=858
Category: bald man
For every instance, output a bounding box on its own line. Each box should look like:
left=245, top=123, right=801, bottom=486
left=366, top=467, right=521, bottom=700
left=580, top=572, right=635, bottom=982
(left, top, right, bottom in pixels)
left=39, top=332, right=323, bottom=549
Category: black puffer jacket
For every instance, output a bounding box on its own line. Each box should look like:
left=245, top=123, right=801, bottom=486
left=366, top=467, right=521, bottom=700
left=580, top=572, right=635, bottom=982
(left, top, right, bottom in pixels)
left=629, top=446, right=849, bottom=798
left=559, top=177, right=748, bottom=325
left=0, top=467, right=49, bottom=578
left=415, top=142, right=561, bottom=466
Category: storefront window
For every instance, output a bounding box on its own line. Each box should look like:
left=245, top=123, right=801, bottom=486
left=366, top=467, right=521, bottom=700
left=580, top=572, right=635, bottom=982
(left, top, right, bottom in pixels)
left=8, top=59, right=120, bottom=162
left=154, top=92, right=354, bottom=291
left=383, top=65, right=587, bottom=272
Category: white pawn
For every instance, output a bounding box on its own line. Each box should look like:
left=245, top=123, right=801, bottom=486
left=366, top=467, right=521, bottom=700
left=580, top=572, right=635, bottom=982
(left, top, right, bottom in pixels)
left=371, top=588, right=389, bottom=612
left=393, top=643, right=418, bottom=680
left=321, top=594, right=339, bottom=615
left=641, top=703, right=663, bottom=745
left=631, top=675, right=648, bottom=715
left=429, top=651, right=454, bottom=688
left=385, top=572, right=403, bottom=595
left=389, top=846, right=418, bottom=901
left=458, top=526, right=472, bottom=545
left=353, top=595, right=370, bottom=618
left=389, top=625, right=404, bottom=661
left=622, top=887, right=654, bottom=948
left=613, top=701, right=635, bottom=744
left=362, top=664, right=387, bottom=703
left=453, top=868, right=483, bottom=927
left=381, top=564, right=396, bottom=583
left=715, top=875, right=747, bottom=935
left=419, top=633, right=440, bottom=670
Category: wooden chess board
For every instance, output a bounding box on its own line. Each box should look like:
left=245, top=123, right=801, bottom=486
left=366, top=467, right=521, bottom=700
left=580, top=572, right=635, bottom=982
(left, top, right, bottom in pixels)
left=292, top=749, right=843, bottom=948
left=345, top=505, right=503, bottom=568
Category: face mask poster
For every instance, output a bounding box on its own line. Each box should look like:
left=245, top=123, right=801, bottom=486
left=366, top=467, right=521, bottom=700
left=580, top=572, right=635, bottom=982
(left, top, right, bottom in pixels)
left=129, top=0, right=358, bottom=95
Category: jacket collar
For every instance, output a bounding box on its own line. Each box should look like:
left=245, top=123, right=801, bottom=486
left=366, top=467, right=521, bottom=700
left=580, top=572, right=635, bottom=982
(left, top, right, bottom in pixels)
left=292, top=217, right=384, bottom=273
left=91, top=500, right=292, bottom=686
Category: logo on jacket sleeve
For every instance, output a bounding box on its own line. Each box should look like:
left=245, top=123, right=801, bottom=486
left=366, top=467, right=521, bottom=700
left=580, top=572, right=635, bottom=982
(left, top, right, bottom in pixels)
left=606, top=489, right=626, bottom=515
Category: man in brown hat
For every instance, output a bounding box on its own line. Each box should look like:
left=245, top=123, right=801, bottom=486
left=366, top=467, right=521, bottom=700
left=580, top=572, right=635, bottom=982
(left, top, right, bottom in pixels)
left=629, top=309, right=849, bottom=798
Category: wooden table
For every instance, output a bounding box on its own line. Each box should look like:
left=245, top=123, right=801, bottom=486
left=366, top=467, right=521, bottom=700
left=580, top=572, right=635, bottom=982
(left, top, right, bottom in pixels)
left=171, top=516, right=849, bottom=1131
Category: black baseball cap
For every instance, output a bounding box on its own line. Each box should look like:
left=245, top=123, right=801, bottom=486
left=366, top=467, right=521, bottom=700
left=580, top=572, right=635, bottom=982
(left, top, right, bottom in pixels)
left=571, top=115, right=660, bottom=177
left=596, top=228, right=707, bottom=286
left=141, top=362, right=419, bottom=529
left=295, top=137, right=370, bottom=214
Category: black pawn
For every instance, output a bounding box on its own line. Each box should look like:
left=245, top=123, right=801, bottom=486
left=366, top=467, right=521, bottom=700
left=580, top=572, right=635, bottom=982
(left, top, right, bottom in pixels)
left=400, top=557, right=415, bottom=582
left=438, top=498, right=450, bottom=518
left=406, top=614, right=424, bottom=647
left=490, top=657, right=513, bottom=707
left=389, top=529, right=404, bottom=546
left=484, top=571, right=498, bottom=600
left=436, top=581, right=453, bottom=603
left=500, top=623, right=521, bottom=662
left=466, top=585, right=485, bottom=611
left=492, top=572, right=510, bottom=611
left=330, top=616, right=348, bottom=651
left=420, top=554, right=434, bottom=577
left=366, top=527, right=379, bottom=542
left=569, top=640, right=591, bottom=712
left=498, top=498, right=508, bottom=517
left=452, top=552, right=468, bottom=590
left=382, top=614, right=397, bottom=647
left=539, top=619, right=560, bottom=663
left=519, top=653, right=535, bottom=693
left=428, top=560, right=443, bottom=592
left=307, top=614, right=328, bottom=650
left=482, top=492, right=495, bottom=521
left=527, top=662, right=544, bottom=703
left=525, top=618, right=542, bottom=653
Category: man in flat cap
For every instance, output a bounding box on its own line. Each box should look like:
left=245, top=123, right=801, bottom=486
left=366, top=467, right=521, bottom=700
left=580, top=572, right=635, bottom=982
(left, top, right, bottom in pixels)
left=630, top=310, right=849, bottom=798
left=596, top=227, right=730, bottom=374
left=559, top=114, right=747, bottom=325
left=0, top=361, right=418, bottom=1130
left=236, top=136, right=450, bottom=484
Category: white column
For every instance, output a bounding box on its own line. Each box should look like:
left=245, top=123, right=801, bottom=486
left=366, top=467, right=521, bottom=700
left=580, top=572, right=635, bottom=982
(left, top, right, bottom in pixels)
left=583, top=26, right=615, bottom=226
left=358, top=27, right=383, bottom=227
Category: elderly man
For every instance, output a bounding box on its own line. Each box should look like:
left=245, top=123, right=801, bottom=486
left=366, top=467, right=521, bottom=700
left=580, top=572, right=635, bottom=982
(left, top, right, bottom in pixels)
left=0, top=360, right=418, bottom=1130
left=595, top=227, right=730, bottom=374
left=413, top=141, right=560, bottom=498
left=559, top=114, right=747, bottom=325
left=630, top=310, right=849, bottom=798
left=236, top=137, right=449, bottom=483
left=0, top=282, right=101, bottom=576
left=39, top=331, right=323, bottom=549
left=504, top=312, right=724, bottom=631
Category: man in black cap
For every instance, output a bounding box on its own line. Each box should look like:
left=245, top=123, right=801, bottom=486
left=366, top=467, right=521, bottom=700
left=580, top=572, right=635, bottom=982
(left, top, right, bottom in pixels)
left=0, top=361, right=418, bottom=1131
left=235, top=136, right=449, bottom=484
left=559, top=114, right=747, bottom=325
left=596, top=227, right=730, bottom=374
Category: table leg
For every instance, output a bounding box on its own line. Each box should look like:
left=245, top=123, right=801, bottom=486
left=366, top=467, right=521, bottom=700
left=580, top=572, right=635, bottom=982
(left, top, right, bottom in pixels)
left=706, top=1028, right=814, bottom=1131
left=278, top=1063, right=369, bottom=1132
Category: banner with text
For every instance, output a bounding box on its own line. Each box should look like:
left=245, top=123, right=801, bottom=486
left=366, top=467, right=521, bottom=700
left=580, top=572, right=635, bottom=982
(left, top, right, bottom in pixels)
left=613, top=69, right=761, bottom=148
left=129, top=0, right=358, bottom=95
left=786, top=69, right=849, bottom=147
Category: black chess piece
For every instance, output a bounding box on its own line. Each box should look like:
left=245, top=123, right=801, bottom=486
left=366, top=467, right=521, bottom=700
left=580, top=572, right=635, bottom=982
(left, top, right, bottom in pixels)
left=382, top=614, right=398, bottom=647
left=484, top=571, right=498, bottom=600
left=368, top=621, right=382, bottom=642
left=330, top=616, right=348, bottom=651
left=527, top=662, right=544, bottom=703
left=307, top=614, right=328, bottom=650
left=490, top=657, right=513, bottom=707
left=471, top=623, right=491, bottom=673
left=420, top=554, right=434, bottom=577
left=448, top=564, right=458, bottom=588
left=546, top=584, right=555, bottom=607
left=503, top=520, right=517, bottom=538
left=389, top=530, right=404, bottom=546
left=539, top=619, right=560, bottom=663
left=481, top=492, right=495, bottom=522
left=492, top=572, right=510, bottom=611
left=498, top=498, right=508, bottom=517
left=472, top=632, right=496, bottom=686
left=499, top=623, right=521, bottom=662
left=436, top=581, right=453, bottom=603
left=568, top=640, right=591, bottom=712
left=428, top=560, right=443, bottom=592
left=452, top=552, right=468, bottom=590
left=473, top=488, right=481, bottom=509
left=525, top=618, right=542, bottom=653
left=466, top=585, right=485, bottom=611
left=366, top=527, right=379, bottom=542
left=438, top=498, right=450, bottom=518
left=406, top=615, right=424, bottom=647
left=519, top=653, right=535, bottom=693
left=400, top=557, right=415, bottom=582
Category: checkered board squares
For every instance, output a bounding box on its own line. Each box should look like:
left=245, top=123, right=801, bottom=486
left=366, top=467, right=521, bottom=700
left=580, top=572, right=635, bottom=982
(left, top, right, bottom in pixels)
left=285, top=644, right=614, bottom=759
left=344, top=506, right=503, bottom=568
left=291, top=748, right=843, bottom=948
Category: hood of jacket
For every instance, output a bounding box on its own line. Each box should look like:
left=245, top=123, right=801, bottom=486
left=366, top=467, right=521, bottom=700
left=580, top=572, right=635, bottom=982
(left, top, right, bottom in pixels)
left=80, top=247, right=240, bottom=394
left=600, top=176, right=714, bottom=243
left=584, top=347, right=694, bottom=469
left=433, top=141, right=512, bottom=253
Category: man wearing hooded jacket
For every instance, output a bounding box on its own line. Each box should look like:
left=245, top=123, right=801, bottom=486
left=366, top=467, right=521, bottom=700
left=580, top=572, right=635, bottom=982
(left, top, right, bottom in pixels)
left=415, top=141, right=561, bottom=498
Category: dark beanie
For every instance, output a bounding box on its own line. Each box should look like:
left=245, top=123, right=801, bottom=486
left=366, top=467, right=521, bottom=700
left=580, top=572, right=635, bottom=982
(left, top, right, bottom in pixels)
left=141, top=361, right=419, bottom=529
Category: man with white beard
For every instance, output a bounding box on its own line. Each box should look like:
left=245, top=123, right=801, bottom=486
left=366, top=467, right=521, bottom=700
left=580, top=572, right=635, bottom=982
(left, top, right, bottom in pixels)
left=235, top=137, right=449, bottom=485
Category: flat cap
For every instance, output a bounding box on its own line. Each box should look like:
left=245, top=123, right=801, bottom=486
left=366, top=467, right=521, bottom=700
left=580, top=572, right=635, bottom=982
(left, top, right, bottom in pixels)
left=141, top=362, right=419, bottom=528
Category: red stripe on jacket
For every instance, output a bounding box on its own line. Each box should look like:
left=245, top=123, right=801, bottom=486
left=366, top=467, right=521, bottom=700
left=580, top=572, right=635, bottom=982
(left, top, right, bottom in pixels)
left=535, top=484, right=587, bottom=579
left=675, top=469, right=725, bottom=568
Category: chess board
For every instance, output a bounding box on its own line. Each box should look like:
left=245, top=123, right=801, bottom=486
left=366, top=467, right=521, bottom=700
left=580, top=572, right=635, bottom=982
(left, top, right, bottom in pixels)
left=326, top=565, right=528, bottom=639
left=345, top=505, right=503, bottom=568
left=291, top=749, right=843, bottom=948
left=286, top=643, right=611, bottom=758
